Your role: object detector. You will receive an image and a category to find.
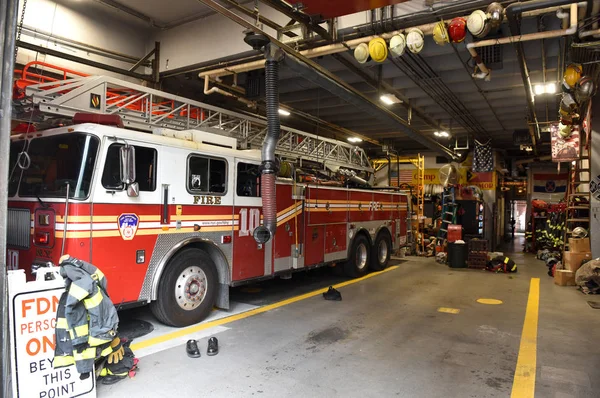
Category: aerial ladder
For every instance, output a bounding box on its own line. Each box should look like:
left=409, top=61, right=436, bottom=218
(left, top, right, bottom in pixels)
left=12, top=62, right=373, bottom=174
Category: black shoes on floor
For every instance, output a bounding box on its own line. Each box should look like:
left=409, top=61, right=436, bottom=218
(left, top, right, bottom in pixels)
left=207, top=337, right=219, bottom=356
left=323, top=286, right=342, bottom=301
left=186, top=337, right=219, bottom=358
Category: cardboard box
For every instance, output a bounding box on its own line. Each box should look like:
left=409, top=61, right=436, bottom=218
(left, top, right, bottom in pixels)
left=424, top=217, right=433, bottom=226
left=554, top=269, right=576, bottom=286
left=563, top=251, right=592, bottom=272
left=569, top=238, right=591, bottom=253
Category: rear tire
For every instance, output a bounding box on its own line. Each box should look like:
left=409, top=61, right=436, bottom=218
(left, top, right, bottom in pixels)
left=371, top=231, right=392, bottom=271
left=344, top=234, right=371, bottom=278
left=150, top=248, right=217, bottom=327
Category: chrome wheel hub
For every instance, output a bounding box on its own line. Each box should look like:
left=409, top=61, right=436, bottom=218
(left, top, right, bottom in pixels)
left=378, top=240, right=388, bottom=264
left=356, top=243, right=368, bottom=270
left=175, top=266, right=208, bottom=311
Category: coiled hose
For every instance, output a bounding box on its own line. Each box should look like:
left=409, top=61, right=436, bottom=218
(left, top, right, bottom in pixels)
left=261, top=58, right=280, bottom=240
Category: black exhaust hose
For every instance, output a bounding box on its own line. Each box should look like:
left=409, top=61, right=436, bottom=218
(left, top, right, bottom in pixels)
left=256, top=56, right=280, bottom=243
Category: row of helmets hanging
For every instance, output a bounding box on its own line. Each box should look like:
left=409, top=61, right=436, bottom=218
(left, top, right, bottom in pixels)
left=558, top=63, right=596, bottom=138
left=353, top=28, right=425, bottom=63
left=353, top=2, right=504, bottom=64
left=433, top=2, right=504, bottom=46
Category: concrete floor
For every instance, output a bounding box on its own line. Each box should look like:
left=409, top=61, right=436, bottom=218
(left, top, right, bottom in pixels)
left=99, top=242, right=600, bottom=398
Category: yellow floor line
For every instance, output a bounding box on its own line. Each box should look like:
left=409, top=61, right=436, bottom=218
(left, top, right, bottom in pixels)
left=511, top=278, right=540, bottom=398
left=437, top=307, right=460, bottom=314
left=131, top=265, right=399, bottom=352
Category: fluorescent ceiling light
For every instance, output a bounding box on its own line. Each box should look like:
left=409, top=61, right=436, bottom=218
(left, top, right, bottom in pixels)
left=534, top=84, right=545, bottom=95
left=347, top=137, right=363, bottom=143
left=534, top=83, right=557, bottom=95
left=434, top=131, right=450, bottom=138
left=380, top=94, right=402, bottom=105
left=278, top=108, right=291, bottom=116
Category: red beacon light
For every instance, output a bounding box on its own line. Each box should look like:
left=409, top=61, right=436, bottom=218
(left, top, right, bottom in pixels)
left=72, top=113, right=124, bottom=128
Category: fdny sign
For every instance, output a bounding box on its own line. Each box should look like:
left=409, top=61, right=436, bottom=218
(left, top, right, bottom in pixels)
left=8, top=270, right=95, bottom=398
left=118, top=214, right=139, bottom=240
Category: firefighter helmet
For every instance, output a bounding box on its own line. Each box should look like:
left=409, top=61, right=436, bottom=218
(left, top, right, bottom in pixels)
left=389, top=34, right=406, bottom=57
left=433, top=21, right=450, bottom=46
left=354, top=43, right=370, bottom=64
left=572, top=226, right=588, bottom=239
left=467, top=10, right=489, bottom=38
left=575, top=75, right=595, bottom=103
left=369, top=37, right=388, bottom=63
left=448, top=17, right=467, bottom=43
left=558, top=122, right=572, bottom=138
left=563, top=63, right=583, bottom=89
left=486, top=2, right=504, bottom=31
left=406, top=28, right=424, bottom=54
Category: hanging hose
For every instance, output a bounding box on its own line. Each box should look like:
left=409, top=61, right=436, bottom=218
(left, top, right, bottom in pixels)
left=254, top=45, right=282, bottom=244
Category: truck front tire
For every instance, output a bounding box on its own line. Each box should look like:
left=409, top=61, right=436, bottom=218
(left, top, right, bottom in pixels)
left=150, top=248, right=217, bottom=327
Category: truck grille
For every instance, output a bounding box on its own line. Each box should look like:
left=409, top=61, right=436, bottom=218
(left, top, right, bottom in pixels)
left=7, top=208, right=31, bottom=249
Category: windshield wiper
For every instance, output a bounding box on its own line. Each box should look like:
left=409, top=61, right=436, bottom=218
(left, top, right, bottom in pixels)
left=36, top=194, right=49, bottom=209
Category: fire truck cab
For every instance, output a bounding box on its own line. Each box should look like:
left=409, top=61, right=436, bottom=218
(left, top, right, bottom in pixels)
left=7, top=118, right=408, bottom=327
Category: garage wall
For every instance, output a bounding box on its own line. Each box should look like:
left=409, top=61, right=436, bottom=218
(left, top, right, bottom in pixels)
left=152, top=4, right=288, bottom=72
left=17, top=0, right=150, bottom=81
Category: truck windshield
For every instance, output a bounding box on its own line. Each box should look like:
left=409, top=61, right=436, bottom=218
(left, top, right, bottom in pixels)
left=18, top=133, right=100, bottom=200
left=8, top=140, right=26, bottom=197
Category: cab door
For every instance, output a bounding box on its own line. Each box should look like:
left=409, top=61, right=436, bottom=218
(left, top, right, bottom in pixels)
left=91, top=138, right=162, bottom=303
left=232, top=159, right=266, bottom=281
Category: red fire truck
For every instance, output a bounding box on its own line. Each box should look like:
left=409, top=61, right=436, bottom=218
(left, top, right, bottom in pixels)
left=7, top=71, right=408, bottom=327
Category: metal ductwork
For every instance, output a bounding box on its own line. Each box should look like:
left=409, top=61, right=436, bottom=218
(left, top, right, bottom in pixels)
left=253, top=44, right=282, bottom=244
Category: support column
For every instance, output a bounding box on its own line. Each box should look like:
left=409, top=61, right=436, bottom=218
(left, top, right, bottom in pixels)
left=0, top=1, right=19, bottom=396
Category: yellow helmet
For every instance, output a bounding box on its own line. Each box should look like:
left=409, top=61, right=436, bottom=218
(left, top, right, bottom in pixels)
left=433, top=21, right=449, bottom=46
left=368, top=38, right=388, bottom=63
left=563, top=63, right=583, bottom=89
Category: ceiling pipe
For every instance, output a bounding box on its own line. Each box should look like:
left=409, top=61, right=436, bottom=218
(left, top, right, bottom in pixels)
left=203, top=75, right=256, bottom=107
left=197, top=0, right=459, bottom=159
left=579, top=28, right=600, bottom=38
left=469, top=6, right=578, bottom=49
left=467, top=2, right=585, bottom=81
left=505, top=0, right=579, bottom=152
left=199, top=20, right=440, bottom=78
left=198, top=3, right=584, bottom=79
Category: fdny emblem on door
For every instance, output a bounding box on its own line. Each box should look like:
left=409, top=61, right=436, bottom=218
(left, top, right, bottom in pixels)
left=118, top=213, right=139, bottom=240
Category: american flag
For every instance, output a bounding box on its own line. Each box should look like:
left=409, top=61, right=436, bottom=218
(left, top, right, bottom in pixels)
left=390, top=170, right=414, bottom=186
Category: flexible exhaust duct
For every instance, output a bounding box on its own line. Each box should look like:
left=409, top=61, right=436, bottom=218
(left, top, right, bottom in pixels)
left=254, top=44, right=282, bottom=244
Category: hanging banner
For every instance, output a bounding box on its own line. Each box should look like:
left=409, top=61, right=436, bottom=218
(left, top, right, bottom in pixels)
left=390, top=168, right=495, bottom=190
left=533, top=173, right=568, bottom=193
left=551, top=123, right=580, bottom=162
left=9, top=270, right=96, bottom=398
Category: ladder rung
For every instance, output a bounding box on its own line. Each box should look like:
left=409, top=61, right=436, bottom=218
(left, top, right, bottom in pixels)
left=442, top=220, right=452, bottom=223
left=569, top=193, right=589, bottom=197
left=568, top=206, right=589, bottom=210
left=571, top=181, right=590, bottom=184
left=445, top=212, right=454, bottom=215
left=440, top=229, right=448, bottom=233
left=567, top=218, right=590, bottom=222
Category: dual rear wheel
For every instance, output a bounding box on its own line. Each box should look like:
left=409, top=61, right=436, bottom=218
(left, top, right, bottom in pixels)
left=343, top=231, right=392, bottom=278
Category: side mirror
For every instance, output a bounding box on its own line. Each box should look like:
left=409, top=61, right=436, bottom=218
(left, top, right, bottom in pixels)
left=127, top=182, right=140, bottom=198
left=119, top=145, right=136, bottom=184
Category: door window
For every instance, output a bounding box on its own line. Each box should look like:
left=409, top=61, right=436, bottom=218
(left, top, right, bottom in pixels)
left=236, top=162, right=261, bottom=197
left=102, top=144, right=157, bottom=191
left=187, top=155, right=227, bottom=194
